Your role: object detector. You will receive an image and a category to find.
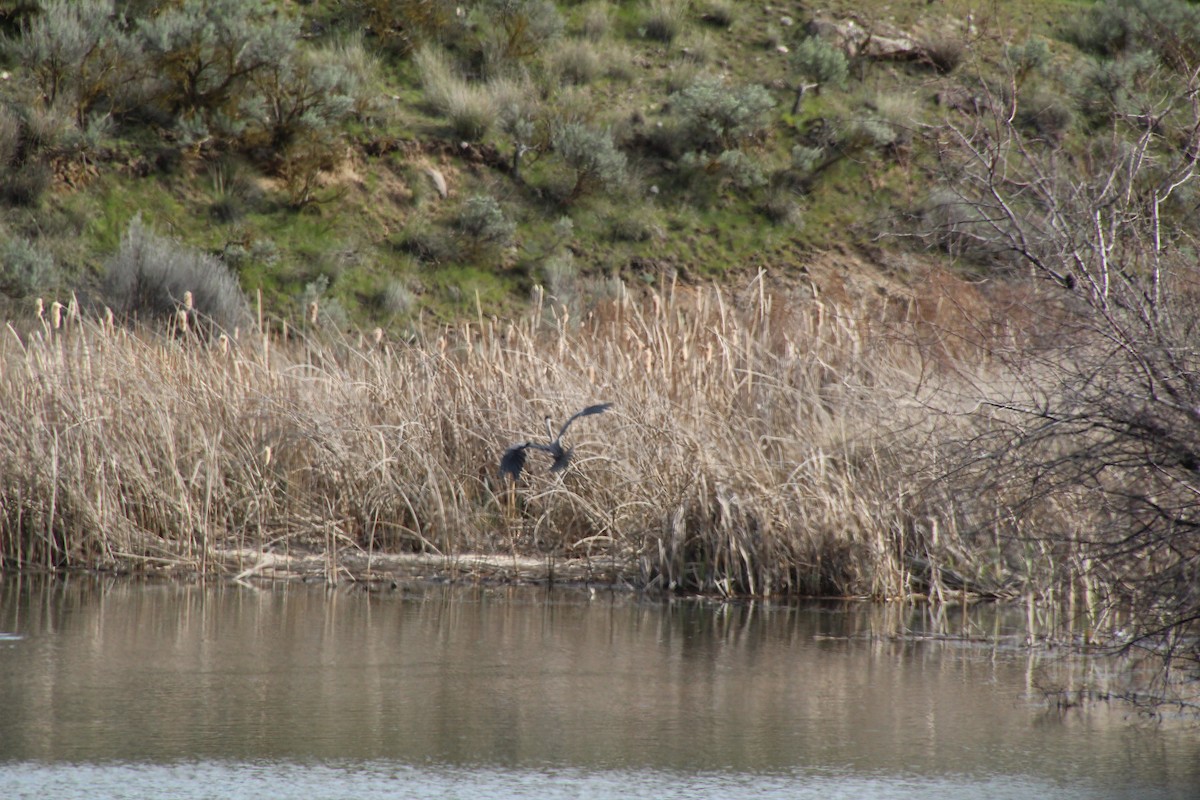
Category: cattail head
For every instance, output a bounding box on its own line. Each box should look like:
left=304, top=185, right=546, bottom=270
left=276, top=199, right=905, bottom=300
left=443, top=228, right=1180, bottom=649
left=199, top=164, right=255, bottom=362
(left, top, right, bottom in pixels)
left=309, top=300, right=319, bottom=326
left=183, top=290, right=194, bottom=311
left=51, top=301, right=63, bottom=329
left=35, top=297, right=44, bottom=319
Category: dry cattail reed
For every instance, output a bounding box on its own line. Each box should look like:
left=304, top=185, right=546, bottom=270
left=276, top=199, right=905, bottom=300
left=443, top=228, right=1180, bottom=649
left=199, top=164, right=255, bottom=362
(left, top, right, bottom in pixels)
left=0, top=274, right=1053, bottom=598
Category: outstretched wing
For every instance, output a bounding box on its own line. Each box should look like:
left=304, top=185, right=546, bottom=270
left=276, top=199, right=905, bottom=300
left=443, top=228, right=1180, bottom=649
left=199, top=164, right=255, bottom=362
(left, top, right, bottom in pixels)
left=555, top=402, right=612, bottom=441
left=499, top=444, right=528, bottom=480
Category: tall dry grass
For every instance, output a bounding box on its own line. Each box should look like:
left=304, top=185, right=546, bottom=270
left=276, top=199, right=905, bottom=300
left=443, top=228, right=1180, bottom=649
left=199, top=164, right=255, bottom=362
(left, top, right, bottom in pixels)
left=0, top=276, right=1071, bottom=596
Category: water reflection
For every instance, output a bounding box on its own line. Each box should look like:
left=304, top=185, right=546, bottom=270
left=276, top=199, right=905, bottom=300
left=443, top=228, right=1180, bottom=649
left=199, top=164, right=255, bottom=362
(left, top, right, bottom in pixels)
left=0, top=576, right=1196, bottom=799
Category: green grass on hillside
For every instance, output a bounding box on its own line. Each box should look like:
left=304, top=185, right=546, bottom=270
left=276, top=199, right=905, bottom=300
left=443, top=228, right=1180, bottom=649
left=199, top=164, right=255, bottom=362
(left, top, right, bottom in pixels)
left=0, top=0, right=1149, bottom=327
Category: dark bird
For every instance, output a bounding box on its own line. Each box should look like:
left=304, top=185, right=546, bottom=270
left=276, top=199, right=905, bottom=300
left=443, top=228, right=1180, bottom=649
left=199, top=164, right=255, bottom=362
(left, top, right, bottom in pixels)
left=499, top=403, right=612, bottom=480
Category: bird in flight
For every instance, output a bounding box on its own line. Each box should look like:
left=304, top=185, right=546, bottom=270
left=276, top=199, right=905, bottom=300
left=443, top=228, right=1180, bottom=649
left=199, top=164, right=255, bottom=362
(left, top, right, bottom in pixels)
left=499, top=403, right=612, bottom=480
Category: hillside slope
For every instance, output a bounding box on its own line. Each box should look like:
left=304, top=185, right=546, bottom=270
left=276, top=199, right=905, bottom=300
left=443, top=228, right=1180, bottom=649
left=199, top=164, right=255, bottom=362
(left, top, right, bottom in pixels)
left=0, top=0, right=1107, bottom=327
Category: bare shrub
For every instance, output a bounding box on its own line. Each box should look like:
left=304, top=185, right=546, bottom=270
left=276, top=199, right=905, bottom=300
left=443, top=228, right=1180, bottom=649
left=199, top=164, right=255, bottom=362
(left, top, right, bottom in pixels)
left=925, top=52, right=1200, bottom=706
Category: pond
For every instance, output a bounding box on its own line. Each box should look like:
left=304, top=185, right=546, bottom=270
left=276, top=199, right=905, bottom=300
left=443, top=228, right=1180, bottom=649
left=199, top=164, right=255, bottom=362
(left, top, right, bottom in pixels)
left=0, top=577, right=1196, bottom=799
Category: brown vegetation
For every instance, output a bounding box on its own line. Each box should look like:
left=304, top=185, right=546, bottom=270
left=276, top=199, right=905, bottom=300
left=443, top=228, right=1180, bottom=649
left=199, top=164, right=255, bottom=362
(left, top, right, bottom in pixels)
left=0, top=273, right=1035, bottom=600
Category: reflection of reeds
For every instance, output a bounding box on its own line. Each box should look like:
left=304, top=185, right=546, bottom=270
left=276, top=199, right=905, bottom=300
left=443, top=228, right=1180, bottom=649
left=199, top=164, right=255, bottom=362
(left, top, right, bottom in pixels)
left=0, top=277, right=1068, bottom=597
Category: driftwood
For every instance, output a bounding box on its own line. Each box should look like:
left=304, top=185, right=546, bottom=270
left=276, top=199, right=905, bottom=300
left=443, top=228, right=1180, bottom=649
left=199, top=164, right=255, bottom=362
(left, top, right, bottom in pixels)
left=215, top=547, right=637, bottom=586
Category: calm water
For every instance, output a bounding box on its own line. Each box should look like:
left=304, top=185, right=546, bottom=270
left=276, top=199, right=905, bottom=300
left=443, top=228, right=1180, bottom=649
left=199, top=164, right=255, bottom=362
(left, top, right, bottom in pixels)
left=0, top=576, right=1196, bottom=799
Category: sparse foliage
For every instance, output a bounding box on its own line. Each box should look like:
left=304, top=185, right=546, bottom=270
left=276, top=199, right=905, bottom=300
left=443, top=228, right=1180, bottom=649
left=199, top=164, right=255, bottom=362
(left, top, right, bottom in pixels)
left=477, top=0, right=564, bottom=68
left=679, top=148, right=766, bottom=195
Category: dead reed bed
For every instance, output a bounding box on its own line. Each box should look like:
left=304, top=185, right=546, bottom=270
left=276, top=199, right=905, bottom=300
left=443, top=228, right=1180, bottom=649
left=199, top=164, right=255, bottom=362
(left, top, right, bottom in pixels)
left=0, top=277, right=1049, bottom=597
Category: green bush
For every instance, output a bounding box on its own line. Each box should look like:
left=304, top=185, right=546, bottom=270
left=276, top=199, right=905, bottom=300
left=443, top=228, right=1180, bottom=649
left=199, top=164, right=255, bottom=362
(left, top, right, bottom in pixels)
left=456, top=194, right=515, bottom=252
left=499, top=100, right=541, bottom=178
left=1005, top=37, right=1051, bottom=85
left=669, top=74, right=775, bottom=153
left=1075, top=50, right=1158, bottom=124
left=0, top=160, right=52, bottom=207
left=679, top=148, right=766, bottom=194
left=540, top=250, right=579, bottom=307
left=136, top=0, right=296, bottom=121
left=551, top=122, right=628, bottom=203
left=759, top=184, right=803, bottom=226
left=0, top=104, right=63, bottom=208
left=607, top=204, right=662, bottom=242
left=0, top=105, right=18, bottom=168
left=1063, top=0, right=1200, bottom=72
left=380, top=280, right=416, bottom=317
left=1014, top=87, right=1075, bottom=142
left=791, top=36, right=848, bottom=92
left=6, top=0, right=139, bottom=124
left=580, top=2, right=611, bottom=42
left=0, top=235, right=54, bottom=298
left=791, top=144, right=824, bottom=173
left=247, top=46, right=359, bottom=153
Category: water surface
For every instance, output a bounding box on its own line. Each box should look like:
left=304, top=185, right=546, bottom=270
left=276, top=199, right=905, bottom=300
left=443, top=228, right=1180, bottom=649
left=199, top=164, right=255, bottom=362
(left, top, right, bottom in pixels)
left=0, top=577, right=1195, bottom=798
